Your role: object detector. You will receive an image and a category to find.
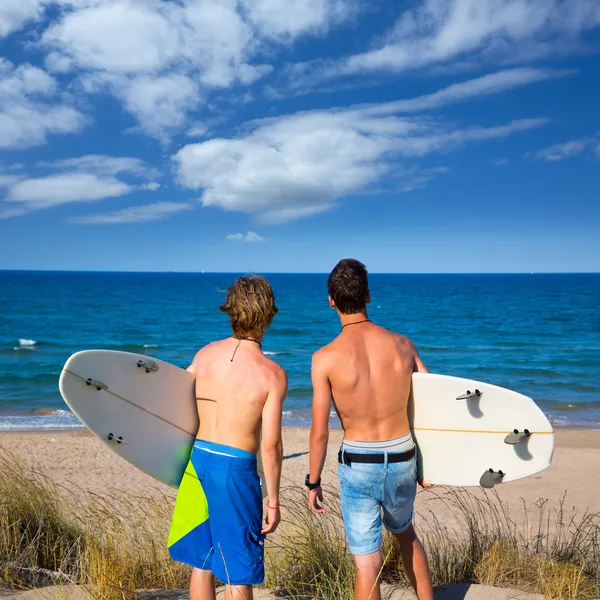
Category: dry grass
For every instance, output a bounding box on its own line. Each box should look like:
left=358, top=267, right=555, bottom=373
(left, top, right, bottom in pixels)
left=2, top=449, right=600, bottom=599
left=266, top=487, right=600, bottom=600
left=0, top=451, right=189, bottom=599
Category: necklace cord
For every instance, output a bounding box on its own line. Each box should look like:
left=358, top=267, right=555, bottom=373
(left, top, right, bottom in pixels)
left=341, top=319, right=372, bottom=330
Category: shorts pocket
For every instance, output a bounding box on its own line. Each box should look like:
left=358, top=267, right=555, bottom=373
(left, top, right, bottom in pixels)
left=339, top=465, right=374, bottom=494
left=243, top=527, right=265, bottom=564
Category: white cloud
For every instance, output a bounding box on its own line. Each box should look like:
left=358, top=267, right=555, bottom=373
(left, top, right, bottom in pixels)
left=0, top=174, right=23, bottom=187
left=175, top=89, right=547, bottom=223
left=226, top=231, right=265, bottom=242
left=7, top=173, right=133, bottom=208
left=281, top=0, right=600, bottom=90
left=140, top=182, right=161, bottom=191
left=38, top=0, right=360, bottom=138
left=243, top=0, right=356, bottom=40
left=527, top=138, right=596, bottom=161
left=0, top=59, right=86, bottom=149
left=362, top=68, right=572, bottom=115
left=40, top=154, right=159, bottom=179
left=0, top=0, right=45, bottom=38
left=0, top=206, right=29, bottom=220
left=342, top=0, right=600, bottom=75
left=70, top=202, right=192, bottom=224
left=491, top=158, right=509, bottom=166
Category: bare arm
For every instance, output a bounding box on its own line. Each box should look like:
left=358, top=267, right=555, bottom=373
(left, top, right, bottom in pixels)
left=260, top=369, right=287, bottom=533
left=410, top=340, right=430, bottom=373
left=308, top=350, right=332, bottom=513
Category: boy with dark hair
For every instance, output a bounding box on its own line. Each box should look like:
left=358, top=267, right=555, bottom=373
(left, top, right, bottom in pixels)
left=307, top=259, right=434, bottom=600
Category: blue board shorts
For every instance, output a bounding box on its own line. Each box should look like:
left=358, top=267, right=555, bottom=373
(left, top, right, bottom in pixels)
left=168, top=440, right=265, bottom=585
left=338, top=445, right=417, bottom=556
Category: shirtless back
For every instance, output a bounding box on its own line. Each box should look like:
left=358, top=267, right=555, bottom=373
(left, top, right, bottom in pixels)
left=172, top=275, right=286, bottom=600
left=308, top=259, right=433, bottom=600
left=190, top=337, right=284, bottom=454
left=317, top=322, right=427, bottom=442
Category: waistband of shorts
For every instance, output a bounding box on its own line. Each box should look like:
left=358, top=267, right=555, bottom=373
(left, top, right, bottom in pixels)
left=193, top=439, right=257, bottom=468
left=341, top=432, right=415, bottom=454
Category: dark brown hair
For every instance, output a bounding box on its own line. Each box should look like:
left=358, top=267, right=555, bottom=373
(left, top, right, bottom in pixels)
left=327, top=258, right=369, bottom=315
left=219, top=275, right=278, bottom=339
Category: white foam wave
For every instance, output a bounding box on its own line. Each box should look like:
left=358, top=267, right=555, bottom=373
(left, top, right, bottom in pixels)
left=143, top=344, right=159, bottom=348
left=264, top=351, right=280, bottom=356
left=18, top=338, right=37, bottom=346
left=282, top=410, right=292, bottom=416
left=0, top=410, right=83, bottom=431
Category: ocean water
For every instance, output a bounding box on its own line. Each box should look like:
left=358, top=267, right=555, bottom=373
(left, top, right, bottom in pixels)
left=1, top=271, right=599, bottom=430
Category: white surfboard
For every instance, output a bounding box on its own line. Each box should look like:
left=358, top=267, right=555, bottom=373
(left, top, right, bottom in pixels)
left=410, top=373, right=554, bottom=487
left=59, top=350, right=267, bottom=495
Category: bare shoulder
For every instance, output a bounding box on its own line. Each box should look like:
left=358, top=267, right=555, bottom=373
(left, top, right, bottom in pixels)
left=263, top=355, right=288, bottom=386
left=311, top=342, right=337, bottom=374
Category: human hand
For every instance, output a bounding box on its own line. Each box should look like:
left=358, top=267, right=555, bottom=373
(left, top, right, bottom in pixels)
left=418, top=477, right=433, bottom=489
left=262, top=505, right=281, bottom=534
left=308, top=486, right=326, bottom=514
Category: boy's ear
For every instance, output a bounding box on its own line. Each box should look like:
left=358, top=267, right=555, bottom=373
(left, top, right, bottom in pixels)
left=366, top=290, right=371, bottom=305
left=328, top=295, right=336, bottom=309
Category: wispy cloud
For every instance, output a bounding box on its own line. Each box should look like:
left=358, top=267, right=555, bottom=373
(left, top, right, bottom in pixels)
left=491, top=158, right=509, bottom=167
left=39, top=155, right=160, bottom=180
left=70, top=202, right=192, bottom=224
left=526, top=138, right=597, bottom=161
left=226, top=231, right=265, bottom=242
left=335, top=0, right=600, bottom=77
left=0, top=58, right=86, bottom=149
left=7, top=173, right=134, bottom=208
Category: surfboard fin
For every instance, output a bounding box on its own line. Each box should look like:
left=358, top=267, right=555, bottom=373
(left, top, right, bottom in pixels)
left=137, top=359, right=159, bottom=373
left=456, top=389, right=482, bottom=401
left=85, top=378, right=108, bottom=391
left=504, top=429, right=531, bottom=444
left=480, top=469, right=504, bottom=488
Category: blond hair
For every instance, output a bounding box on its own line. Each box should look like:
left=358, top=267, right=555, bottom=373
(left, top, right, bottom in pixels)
left=219, top=275, right=278, bottom=339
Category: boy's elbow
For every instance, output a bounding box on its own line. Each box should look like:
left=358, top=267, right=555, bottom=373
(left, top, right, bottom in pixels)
left=310, top=428, right=329, bottom=444
left=262, top=439, right=283, bottom=457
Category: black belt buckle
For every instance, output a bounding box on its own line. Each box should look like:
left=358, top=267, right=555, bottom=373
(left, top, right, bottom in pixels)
left=338, top=450, right=350, bottom=466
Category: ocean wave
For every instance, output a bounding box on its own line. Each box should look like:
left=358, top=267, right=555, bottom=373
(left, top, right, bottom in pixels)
left=0, top=409, right=83, bottom=431
left=143, top=344, right=159, bottom=348
left=538, top=399, right=600, bottom=412
left=18, top=338, right=37, bottom=346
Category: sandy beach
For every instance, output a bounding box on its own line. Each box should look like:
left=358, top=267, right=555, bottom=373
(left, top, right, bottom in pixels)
left=1, top=427, right=598, bottom=600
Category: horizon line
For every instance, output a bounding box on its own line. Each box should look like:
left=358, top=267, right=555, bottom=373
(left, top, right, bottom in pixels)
left=2, top=269, right=599, bottom=276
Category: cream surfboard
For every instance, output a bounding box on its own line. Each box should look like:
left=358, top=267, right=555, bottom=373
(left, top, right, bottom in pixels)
left=410, top=372, right=554, bottom=487
left=59, top=350, right=267, bottom=495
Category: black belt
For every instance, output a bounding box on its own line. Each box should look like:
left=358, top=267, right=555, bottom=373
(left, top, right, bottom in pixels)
left=338, top=446, right=415, bottom=466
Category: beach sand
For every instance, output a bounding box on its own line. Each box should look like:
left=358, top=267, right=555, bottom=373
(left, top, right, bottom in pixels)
left=1, top=428, right=598, bottom=513
left=1, top=428, right=598, bottom=599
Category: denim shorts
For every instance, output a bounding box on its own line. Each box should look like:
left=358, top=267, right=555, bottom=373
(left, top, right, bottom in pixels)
left=338, top=446, right=417, bottom=556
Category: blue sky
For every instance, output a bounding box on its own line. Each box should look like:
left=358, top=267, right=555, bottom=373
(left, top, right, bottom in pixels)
left=0, top=0, right=599, bottom=273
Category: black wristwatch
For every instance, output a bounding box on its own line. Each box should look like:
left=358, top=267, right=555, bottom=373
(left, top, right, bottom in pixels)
left=305, top=474, right=321, bottom=490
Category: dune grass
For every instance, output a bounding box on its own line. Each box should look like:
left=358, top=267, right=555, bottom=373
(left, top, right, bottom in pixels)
left=1, top=449, right=599, bottom=599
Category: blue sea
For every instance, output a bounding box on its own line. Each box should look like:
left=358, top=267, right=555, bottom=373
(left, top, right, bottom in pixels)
left=1, top=271, right=599, bottom=430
